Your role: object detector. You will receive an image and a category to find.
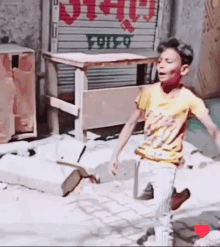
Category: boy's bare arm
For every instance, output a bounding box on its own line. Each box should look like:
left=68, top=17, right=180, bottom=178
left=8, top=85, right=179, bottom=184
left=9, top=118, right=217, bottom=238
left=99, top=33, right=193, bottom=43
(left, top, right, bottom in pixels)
left=113, top=108, right=144, bottom=157
left=198, top=114, right=220, bottom=152
left=109, top=107, right=145, bottom=176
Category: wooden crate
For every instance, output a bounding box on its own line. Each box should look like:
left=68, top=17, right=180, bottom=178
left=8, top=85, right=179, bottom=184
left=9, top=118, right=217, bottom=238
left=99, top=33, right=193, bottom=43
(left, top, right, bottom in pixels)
left=0, top=44, right=37, bottom=143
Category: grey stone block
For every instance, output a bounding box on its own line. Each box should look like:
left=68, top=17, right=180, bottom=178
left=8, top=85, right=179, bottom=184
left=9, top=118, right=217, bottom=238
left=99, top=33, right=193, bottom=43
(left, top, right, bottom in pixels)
left=183, top=141, right=199, bottom=156
left=0, top=141, right=30, bottom=155
left=193, top=230, right=220, bottom=246
left=0, top=182, right=7, bottom=190
left=35, top=136, right=86, bottom=164
left=0, top=154, right=81, bottom=196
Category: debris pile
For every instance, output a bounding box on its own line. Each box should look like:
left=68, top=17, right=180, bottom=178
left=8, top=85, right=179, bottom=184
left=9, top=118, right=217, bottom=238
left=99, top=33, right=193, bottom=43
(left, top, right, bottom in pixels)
left=0, top=132, right=219, bottom=197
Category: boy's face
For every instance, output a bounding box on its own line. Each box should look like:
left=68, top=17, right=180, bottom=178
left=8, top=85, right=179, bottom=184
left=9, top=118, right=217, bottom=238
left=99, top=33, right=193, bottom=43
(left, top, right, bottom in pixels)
left=157, top=48, right=189, bottom=85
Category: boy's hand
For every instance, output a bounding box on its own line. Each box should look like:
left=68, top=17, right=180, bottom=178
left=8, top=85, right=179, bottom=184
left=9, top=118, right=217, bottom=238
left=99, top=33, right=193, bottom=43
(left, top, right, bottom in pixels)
left=213, top=153, right=220, bottom=162
left=108, top=158, right=119, bottom=177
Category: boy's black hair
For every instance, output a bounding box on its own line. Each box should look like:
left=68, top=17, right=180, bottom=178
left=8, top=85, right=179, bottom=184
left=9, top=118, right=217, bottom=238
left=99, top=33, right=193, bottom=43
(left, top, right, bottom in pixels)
left=157, top=38, right=194, bottom=65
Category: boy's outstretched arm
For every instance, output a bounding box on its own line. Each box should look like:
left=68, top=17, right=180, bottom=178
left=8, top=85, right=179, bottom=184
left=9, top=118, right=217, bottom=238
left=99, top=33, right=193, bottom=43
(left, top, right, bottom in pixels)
left=198, top=114, right=220, bottom=152
left=108, top=107, right=144, bottom=177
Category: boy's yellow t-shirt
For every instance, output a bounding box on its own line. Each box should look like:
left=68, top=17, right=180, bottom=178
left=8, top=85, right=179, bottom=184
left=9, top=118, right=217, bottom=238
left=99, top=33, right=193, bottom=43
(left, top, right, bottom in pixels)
left=135, top=83, right=209, bottom=166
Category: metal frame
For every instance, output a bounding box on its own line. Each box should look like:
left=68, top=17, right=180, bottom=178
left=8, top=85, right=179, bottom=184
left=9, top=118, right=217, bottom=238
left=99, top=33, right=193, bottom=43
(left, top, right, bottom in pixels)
left=151, top=0, right=165, bottom=82
left=51, top=0, right=60, bottom=53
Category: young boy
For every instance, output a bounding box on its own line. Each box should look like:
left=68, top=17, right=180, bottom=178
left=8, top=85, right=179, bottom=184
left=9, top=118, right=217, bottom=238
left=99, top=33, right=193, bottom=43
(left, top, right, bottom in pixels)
left=108, top=38, right=220, bottom=246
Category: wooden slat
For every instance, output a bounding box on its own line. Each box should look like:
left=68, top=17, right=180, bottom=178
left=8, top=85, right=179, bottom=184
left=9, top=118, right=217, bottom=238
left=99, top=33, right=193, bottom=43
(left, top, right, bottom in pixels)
left=75, top=69, right=88, bottom=142
left=82, top=85, right=147, bottom=129
left=46, top=96, right=79, bottom=116
left=44, top=51, right=158, bottom=63
left=45, top=59, right=59, bottom=134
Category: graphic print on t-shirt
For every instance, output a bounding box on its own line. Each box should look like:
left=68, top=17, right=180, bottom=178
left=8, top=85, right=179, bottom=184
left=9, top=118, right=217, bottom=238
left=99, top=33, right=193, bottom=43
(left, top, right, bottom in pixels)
left=143, top=109, right=182, bottom=149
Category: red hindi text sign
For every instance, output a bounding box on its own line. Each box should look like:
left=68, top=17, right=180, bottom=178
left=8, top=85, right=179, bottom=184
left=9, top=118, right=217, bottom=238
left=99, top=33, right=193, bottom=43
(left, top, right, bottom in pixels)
left=60, top=0, right=157, bottom=33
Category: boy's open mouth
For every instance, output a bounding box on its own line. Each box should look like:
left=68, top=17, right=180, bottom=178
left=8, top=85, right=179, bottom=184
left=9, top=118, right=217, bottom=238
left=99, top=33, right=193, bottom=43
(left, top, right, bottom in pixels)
left=159, top=72, right=166, bottom=76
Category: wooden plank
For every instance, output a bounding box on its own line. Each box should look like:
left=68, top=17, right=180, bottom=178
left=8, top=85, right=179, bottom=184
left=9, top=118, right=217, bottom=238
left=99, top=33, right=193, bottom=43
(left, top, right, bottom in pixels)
left=82, top=85, right=147, bottom=130
left=75, top=68, right=88, bottom=142
left=46, top=96, right=79, bottom=116
left=57, top=161, right=100, bottom=184
left=43, top=51, right=158, bottom=69
left=45, top=59, right=59, bottom=134
left=44, top=51, right=158, bottom=63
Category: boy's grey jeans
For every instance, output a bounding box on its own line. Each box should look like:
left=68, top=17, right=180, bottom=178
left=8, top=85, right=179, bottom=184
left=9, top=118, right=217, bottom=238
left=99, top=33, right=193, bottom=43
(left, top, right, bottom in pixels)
left=137, top=158, right=177, bottom=246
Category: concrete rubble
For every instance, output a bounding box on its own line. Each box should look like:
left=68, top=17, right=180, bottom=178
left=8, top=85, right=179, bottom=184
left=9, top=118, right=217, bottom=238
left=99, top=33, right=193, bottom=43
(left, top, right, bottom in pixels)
left=0, top=182, right=7, bottom=190
left=35, top=134, right=86, bottom=164
left=193, top=230, right=220, bottom=246
left=0, top=134, right=89, bottom=196
left=0, top=133, right=109, bottom=196
left=0, top=131, right=220, bottom=245
left=0, top=132, right=219, bottom=196
left=0, top=141, right=30, bottom=156
left=0, top=154, right=82, bottom=196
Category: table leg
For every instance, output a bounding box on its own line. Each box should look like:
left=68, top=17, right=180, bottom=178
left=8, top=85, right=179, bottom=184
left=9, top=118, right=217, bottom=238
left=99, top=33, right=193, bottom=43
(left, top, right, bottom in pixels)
left=137, top=64, right=148, bottom=85
left=45, top=59, right=59, bottom=134
left=134, top=159, right=140, bottom=199
left=75, top=68, right=88, bottom=142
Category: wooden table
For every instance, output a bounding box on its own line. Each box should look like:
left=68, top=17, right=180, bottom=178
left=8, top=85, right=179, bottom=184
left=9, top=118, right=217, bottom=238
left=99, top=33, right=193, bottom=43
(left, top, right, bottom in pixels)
left=43, top=52, right=158, bottom=142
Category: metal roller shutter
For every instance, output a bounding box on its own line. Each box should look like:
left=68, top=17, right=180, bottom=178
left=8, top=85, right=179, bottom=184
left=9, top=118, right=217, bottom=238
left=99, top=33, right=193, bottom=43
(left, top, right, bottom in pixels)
left=51, top=0, right=161, bottom=94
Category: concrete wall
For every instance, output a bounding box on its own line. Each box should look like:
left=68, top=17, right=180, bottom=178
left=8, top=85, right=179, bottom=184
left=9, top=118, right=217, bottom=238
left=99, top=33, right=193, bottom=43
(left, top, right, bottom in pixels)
left=159, top=0, right=173, bottom=41
left=171, top=0, right=206, bottom=97
left=0, top=0, right=42, bottom=72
